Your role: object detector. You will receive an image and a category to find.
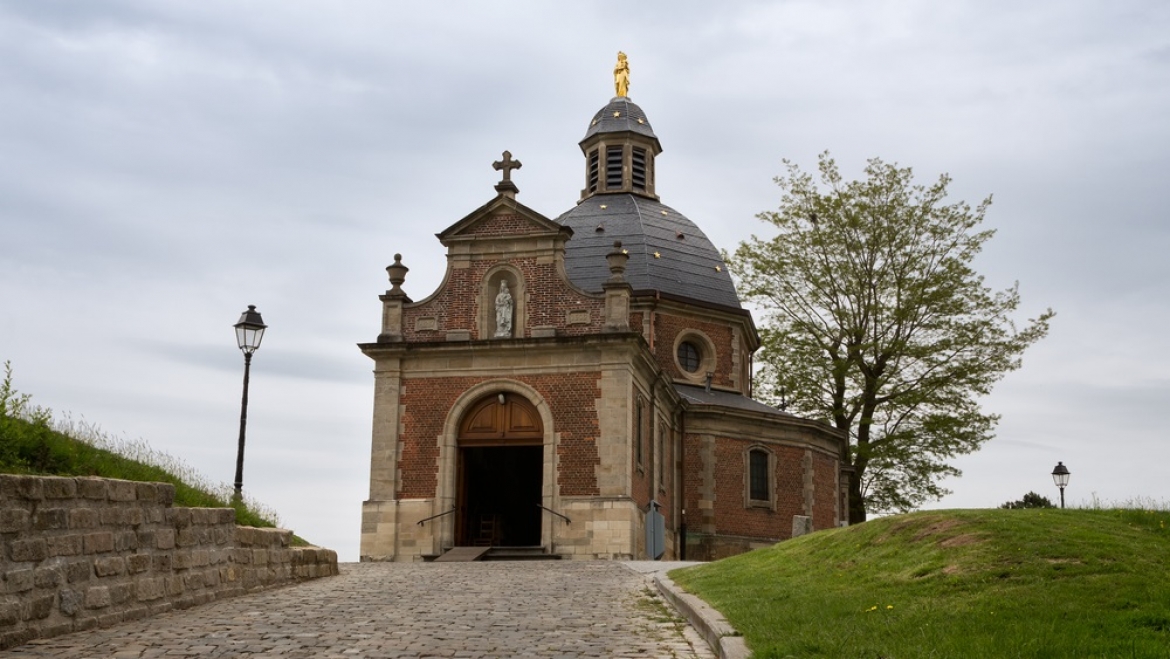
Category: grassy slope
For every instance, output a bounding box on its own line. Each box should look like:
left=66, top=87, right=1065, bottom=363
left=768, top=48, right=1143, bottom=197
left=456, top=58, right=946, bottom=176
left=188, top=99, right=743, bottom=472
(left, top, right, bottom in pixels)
left=671, top=509, right=1170, bottom=658
left=1, top=413, right=291, bottom=535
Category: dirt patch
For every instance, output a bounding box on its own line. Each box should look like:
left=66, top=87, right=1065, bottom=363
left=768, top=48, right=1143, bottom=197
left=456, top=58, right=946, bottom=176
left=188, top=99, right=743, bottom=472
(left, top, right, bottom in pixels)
left=912, top=518, right=963, bottom=542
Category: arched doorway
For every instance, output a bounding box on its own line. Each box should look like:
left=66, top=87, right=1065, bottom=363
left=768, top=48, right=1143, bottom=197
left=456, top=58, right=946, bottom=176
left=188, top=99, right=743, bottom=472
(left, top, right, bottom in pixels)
left=455, top=392, right=544, bottom=547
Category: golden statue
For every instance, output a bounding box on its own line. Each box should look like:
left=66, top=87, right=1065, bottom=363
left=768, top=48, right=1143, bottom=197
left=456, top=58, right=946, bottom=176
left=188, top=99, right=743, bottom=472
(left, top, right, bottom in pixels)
left=614, top=51, right=630, bottom=97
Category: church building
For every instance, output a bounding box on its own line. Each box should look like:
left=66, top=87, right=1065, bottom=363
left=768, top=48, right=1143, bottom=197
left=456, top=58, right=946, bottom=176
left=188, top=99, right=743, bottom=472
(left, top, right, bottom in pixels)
left=358, top=58, right=847, bottom=562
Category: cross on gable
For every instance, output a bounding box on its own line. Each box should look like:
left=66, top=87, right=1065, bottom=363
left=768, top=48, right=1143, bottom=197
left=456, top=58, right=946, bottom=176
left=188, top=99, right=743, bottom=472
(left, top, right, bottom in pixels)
left=493, top=151, right=522, bottom=182
left=492, top=151, right=522, bottom=198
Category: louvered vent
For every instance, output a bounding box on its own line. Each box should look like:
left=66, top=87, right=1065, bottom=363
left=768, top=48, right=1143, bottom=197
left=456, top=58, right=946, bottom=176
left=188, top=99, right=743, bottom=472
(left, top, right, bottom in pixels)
left=587, top=149, right=599, bottom=193
left=606, top=146, right=623, bottom=189
left=632, top=147, right=647, bottom=191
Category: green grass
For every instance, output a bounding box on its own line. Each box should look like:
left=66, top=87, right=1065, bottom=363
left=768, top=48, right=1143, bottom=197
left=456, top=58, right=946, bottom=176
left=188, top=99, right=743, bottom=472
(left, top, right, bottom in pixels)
left=670, top=508, right=1170, bottom=658
left=1, top=362, right=305, bottom=541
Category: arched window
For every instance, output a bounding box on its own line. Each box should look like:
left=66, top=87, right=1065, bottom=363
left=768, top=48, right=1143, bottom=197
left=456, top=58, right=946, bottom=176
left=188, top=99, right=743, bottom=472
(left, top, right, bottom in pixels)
left=749, top=449, right=769, bottom=501
left=745, top=446, right=774, bottom=508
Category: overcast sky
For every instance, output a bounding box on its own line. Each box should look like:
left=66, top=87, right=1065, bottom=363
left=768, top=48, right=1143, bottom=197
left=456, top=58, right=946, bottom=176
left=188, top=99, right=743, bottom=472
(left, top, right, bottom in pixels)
left=3, top=1, right=1168, bottom=561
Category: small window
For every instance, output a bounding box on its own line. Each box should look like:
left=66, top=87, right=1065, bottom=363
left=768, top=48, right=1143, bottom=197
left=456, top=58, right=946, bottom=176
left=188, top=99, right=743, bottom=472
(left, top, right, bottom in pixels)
left=677, top=342, right=701, bottom=373
left=749, top=449, right=769, bottom=501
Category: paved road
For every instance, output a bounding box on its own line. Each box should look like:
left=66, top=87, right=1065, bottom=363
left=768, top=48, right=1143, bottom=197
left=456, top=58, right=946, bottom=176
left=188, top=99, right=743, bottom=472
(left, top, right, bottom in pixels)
left=10, top=562, right=716, bottom=658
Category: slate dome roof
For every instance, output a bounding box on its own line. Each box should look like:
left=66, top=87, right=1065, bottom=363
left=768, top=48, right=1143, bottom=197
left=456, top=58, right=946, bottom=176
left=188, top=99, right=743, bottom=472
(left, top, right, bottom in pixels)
left=583, top=97, right=659, bottom=143
left=556, top=195, right=742, bottom=310
left=558, top=97, right=742, bottom=310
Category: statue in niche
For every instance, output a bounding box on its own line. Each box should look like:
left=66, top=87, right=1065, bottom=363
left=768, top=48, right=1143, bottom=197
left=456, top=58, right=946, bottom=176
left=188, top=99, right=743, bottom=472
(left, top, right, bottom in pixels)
left=494, top=280, right=514, bottom=338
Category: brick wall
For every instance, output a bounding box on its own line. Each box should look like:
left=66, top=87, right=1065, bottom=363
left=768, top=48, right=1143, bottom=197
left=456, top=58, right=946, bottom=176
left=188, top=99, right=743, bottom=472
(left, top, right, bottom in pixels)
left=400, top=255, right=606, bottom=341
left=398, top=372, right=602, bottom=499
left=0, top=475, right=338, bottom=650
left=651, top=313, right=738, bottom=388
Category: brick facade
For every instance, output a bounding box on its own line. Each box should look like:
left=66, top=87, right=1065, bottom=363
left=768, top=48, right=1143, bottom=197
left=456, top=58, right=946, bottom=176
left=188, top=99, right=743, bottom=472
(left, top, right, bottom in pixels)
left=358, top=132, right=847, bottom=563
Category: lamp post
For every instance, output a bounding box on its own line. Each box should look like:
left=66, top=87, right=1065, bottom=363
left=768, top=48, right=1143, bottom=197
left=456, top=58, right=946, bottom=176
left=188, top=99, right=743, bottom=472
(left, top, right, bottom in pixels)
left=233, top=305, right=267, bottom=502
left=1051, top=461, right=1070, bottom=509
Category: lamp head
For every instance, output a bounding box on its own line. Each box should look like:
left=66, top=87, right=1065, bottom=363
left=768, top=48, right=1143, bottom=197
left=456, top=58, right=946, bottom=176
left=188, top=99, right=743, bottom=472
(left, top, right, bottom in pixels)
left=234, top=305, right=267, bottom=355
left=1051, top=461, right=1070, bottom=488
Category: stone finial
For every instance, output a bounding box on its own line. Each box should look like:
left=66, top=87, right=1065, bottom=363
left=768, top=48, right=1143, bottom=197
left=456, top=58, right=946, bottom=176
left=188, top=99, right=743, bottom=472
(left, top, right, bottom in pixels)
left=386, top=254, right=409, bottom=297
left=493, top=151, right=522, bottom=199
left=605, top=240, right=629, bottom=283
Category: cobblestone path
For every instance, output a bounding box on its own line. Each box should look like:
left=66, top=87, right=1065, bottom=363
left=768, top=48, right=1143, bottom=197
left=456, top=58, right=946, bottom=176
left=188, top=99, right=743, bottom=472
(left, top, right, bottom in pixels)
left=9, top=562, right=716, bottom=658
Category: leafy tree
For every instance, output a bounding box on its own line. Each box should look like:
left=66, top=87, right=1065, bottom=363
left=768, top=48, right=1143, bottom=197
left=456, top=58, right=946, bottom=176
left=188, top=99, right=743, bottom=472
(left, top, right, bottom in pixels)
left=730, top=153, right=1053, bottom=523
left=1000, top=491, right=1056, bottom=509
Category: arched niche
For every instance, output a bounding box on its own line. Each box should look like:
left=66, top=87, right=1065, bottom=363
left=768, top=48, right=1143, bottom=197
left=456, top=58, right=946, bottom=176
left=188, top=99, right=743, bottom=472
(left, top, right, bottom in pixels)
left=480, top=264, right=525, bottom=339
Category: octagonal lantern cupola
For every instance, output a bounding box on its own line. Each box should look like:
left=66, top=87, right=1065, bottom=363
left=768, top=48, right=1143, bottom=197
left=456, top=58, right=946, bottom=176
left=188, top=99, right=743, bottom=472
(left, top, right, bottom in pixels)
left=579, top=96, right=662, bottom=202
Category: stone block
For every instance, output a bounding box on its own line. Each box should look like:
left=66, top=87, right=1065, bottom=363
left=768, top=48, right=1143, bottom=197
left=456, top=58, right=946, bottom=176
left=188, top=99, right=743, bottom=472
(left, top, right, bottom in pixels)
left=123, top=605, right=148, bottom=621
left=136, top=529, right=155, bottom=548
left=109, top=582, right=133, bottom=605
left=792, top=515, right=813, bottom=538
left=157, top=484, right=176, bottom=506
left=107, top=480, right=137, bottom=502
left=153, top=553, right=172, bottom=572
left=202, top=569, right=219, bottom=588
left=0, top=599, right=19, bottom=625
left=34, top=566, right=63, bottom=589
left=182, top=572, right=204, bottom=591
left=10, top=538, right=48, bottom=562
left=93, top=556, right=125, bottom=577
left=135, top=482, right=159, bottom=502
left=155, top=528, right=175, bottom=550
left=0, top=509, right=29, bottom=533
left=135, top=577, right=164, bottom=602
left=34, top=508, right=69, bottom=531
left=170, top=508, right=192, bottom=528
left=42, top=477, right=78, bottom=499
left=251, top=549, right=269, bottom=566
left=84, top=585, right=110, bottom=609
left=192, top=549, right=209, bottom=567
left=25, top=593, right=54, bottom=620
left=37, top=621, right=74, bottom=638
left=172, top=551, right=192, bottom=570
left=68, top=508, right=99, bottom=529
left=64, top=560, right=91, bottom=583
left=73, top=615, right=98, bottom=631
left=176, top=527, right=198, bottom=548
left=114, top=531, right=138, bottom=552
left=76, top=478, right=108, bottom=500
left=127, top=554, right=151, bottom=574
left=0, top=475, right=43, bottom=500
left=4, top=569, right=34, bottom=593
left=97, top=610, right=124, bottom=627
left=84, top=532, right=114, bottom=554
left=99, top=507, right=127, bottom=526
left=1, top=628, right=36, bottom=650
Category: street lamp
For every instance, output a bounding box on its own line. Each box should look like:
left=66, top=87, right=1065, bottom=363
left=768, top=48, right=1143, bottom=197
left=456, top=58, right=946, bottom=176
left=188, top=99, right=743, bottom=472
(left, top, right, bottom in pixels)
left=233, top=305, right=267, bottom=502
left=1051, top=461, right=1070, bottom=509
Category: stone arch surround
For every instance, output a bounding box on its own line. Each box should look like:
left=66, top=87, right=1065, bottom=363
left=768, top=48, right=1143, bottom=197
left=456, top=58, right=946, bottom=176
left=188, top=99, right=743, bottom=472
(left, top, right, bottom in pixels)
left=433, top=379, right=559, bottom=551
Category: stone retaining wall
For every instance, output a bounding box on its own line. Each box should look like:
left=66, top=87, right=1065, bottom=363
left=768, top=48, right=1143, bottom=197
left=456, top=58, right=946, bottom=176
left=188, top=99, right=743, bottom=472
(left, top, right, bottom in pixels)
left=0, top=475, right=339, bottom=649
